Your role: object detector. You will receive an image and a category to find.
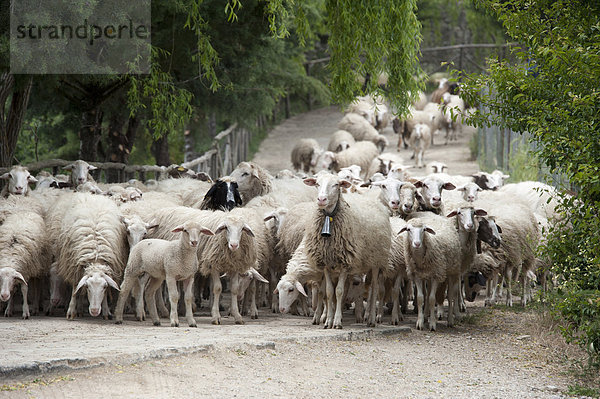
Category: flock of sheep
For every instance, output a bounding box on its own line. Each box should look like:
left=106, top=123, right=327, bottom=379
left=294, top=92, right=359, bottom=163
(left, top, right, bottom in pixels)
left=0, top=83, right=560, bottom=331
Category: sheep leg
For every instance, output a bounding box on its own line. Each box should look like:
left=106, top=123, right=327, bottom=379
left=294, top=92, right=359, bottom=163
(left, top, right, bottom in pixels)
left=376, top=277, right=385, bottom=324
left=446, top=276, right=459, bottom=328
left=391, top=274, right=403, bottom=325
left=115, top=273, right=137, bottom=324
left=248, top=279, right=259, bottom=320
left=323, top=268, right=335, bottom=329
left=486, top=271, right=499, bottom=306
left=165, top=276, right=180, bottom=327
left=414, top=278, right=425, bottom=330
left=366, top=268, right=379, bottom=327
left=505, top=267, right=513, bottom=307
left=270, top=268, right=279, bottom=313
left=333, top=270, right=346, bottom=329
left=156, top=283, right=170, bottom=317
left=210, top=272, right=222, bottom=325
left=458, top=278, right=467, bottom=313
left=354, top=290, right=365, bottom=324
left=182, top=276, right=197, bottom=327
left=66, top=287, right=79, bottom=320
left=145, top=277, right=163, bottom=326
left=429, top=279, right=439, bottom=331
left=312, top=284, right=324, bottom=325
left=229, top=273, right=244, bottom=325
left=101, top=294, right=112, bottom=320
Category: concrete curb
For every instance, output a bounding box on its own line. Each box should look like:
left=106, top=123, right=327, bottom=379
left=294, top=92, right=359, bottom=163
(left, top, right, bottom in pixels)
left=0, top=326, right=411, bottom=379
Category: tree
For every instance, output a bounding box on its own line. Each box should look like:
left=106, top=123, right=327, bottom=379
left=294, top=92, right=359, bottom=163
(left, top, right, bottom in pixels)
left=460, top=0, right=600, bottom=364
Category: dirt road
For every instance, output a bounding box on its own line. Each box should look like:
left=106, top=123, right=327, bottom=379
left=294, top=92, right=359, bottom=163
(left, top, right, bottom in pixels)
left=0, top=107, right=585, bottom=398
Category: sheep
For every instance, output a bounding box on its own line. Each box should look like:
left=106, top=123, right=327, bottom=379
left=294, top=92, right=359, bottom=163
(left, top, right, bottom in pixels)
left=387, top=216, right=409, bottom=324
left=34, top=171, right=71, bottom=190
left=337, top=112, right=388, bottom=152
left=155, top=177, right=212, bottom=208
left=426, top=161, right=448, bottom=174
left=0, top=166, right=37, bottom=197
left=456, top=182, right=482, bottom=202
left=498, top=181, right=560, bottom=220
left=408, top=123, right=431, bottom=168
left=393, top=108, right=439, bottom=151
left=291, top=138, right=323, bottom=174
left=472, top=170, right=510, bottom=191
left=369, top=179, right=419, bottom=218
left=49, top=193, right=128, bottom=319
left=430, top=78, right=460, bottom=105
left=0, top=203, right=49, bottom=318
left=320, top=141, right=379, bottom=180
left=303, top=172, right=391, bottom=328
left=114, top=221, right=214, bottom=327
left=63, top=160, right=97, bottom=187
left=199, top=177, right=242, bottom=211
left=412, top=91, right=428, bottom=110
left=327, top=130, right=355, bottom=153
left=337, top=165, right=363, bottom=187
left=229, top=161, right=274, bottom=204
left=413, top=174, right=457, bottom=214
left=366, top=152, right=405, bottom=178
left=388, top=164, right=413, bottom=181
left=442, top=93, right=466, bottom=144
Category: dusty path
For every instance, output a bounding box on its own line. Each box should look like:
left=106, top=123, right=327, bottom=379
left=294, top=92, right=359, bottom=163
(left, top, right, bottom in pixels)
left=0, top=107, right=584, bottom=398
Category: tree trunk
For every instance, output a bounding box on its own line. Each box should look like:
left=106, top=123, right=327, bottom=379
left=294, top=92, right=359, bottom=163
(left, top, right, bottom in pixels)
left=151, top=133, right=171, bottom=166
left=0, top=74, right=34, bottom=167
left=207, top=112, right=217, bottom=138
left=79, top=107, right=103, bottom=162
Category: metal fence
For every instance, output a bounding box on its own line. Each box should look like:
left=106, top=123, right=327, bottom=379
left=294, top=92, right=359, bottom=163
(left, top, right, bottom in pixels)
left=0, top=123, right=251, bottom=183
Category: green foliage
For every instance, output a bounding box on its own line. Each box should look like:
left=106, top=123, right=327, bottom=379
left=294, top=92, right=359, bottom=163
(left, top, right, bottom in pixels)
left=568, top=384, right=600, bottom=398
left=506, top=139, right=539, bottom=183
left=461, top=0, right=600, bottom=367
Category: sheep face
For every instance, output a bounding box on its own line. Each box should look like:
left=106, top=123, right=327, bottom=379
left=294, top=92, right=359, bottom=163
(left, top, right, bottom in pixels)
left=476, top=216, right=502, bottom=249
left=388, top=164, right=411, bottom=181
left=464, top=271, right=487, bottom=302
left=122, top=216, right=158, bottom=248
left=172, top=222, right=214, bottom=248
left=275, top=279, right=307, bottom=314
left=415, top=176, right=456, bottom=209
left=230, top=162, right=258, bottom=195
left=310, top=148, right=323, bottom=167
left=214, top=218, right=254, bottom=251
left=0, top=166, right=37, bottom=196
left=472, top=171, right=509, bottom=191
left=63, top=160, right=97, bottom=186
left=372, top=178, right=404, bottom=212
left=264, top=208, right=287, bottom=235
left=201, top=178, right=242, bottom=211
left=457, top=182, right=482, bottom=202
left=0, top=267, right=26, bottom=302
left=399, top=223, right=435, bottom=250
left=375, top=135, right=388, bottom=153
left=74, top=268, right=119, bottom=317
left=447, top=207, right=487, bottom=233
left=319, top=151, right=336, bottom=171
left=337, top=165, right=362, bottom=184
left=303, top=173, right=351, bottom=212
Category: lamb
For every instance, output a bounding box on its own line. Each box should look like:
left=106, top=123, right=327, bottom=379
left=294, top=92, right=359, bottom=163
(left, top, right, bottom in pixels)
left=327, top=130, right=355, bottom=153
left=63, top=160, right=97, bottom=187
left=337, top=112, right=388, bottom=152
left=291, top=138, right=323, bottom=174
left=320, top=141, right=379, bottom=180
left=114, top=221, right=214, bottom=327
left=0, top=202, right=49, bottom=318
left=442, top=93, right=466, bottom=144
left=303, top=172, right=391, bottom=328
left=408, top=123, right=431, bottom=168
left=0, top=165, right=37, bottom=197
left=49, top=193, right=128, bottom=319
left=472, top=170, right=510, bottom=191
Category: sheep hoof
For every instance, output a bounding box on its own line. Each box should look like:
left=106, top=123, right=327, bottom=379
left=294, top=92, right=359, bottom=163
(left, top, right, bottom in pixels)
left=115, top=320, right=123, bottom=325
left=334, top=324, right=343, bottom=330
left=430, top=325, right=436, bottom=332
left=211, top=319, right=220, bottom=325
left=153, top=321, right=161, bottom=326
left=235, top=320, right=244, bottom=325
left=171, top=322, right=179, bottom=327
left=189, top=322, right=197, bottom=328
left=251, top=314, right=258, bottom=320
left=323, top=324, right=329, bottom=329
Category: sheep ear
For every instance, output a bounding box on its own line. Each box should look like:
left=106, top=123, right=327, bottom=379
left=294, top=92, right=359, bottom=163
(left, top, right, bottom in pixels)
left=172, top=225, right=185, bottom=233
left=27, top=175, right=38, bottom=183
left=104, top=275, right=120, bottom=291
left=413, top=180, right=424, bottom=188
left=215, top=223, right=228, bottom=235
left=88, top=165, right=98, bottom=171
left=303, top=178, right=317, bottom=187
left=502, top=174, right=510, bottom=180
left=0, top=172, right=9, bottom=180
left=424, top=226, right=436, bottom=235
left=200, top=227, right=214, bottom=236
left=250, top=268, right=268, bottom=283
left=75, top=275, right=88, bottom=294
left=146, top=222, right=159, bottom=230
left=273, top=287, right=279, bottom=295
left=295, top=281, right=308, bottom=297
left=339, top=179, right=352, bottom=189
left=242, top=224, right=255, bottom=237
left=442, top=182, right=456, bottom=191
left=447, top=210, right=458, bottom=218
left=477, top=186, right=482, bottom=192
left=264, top=213, right=277, bottom=222
left=456, top=185, right=466, bottom=192
left=62, top=164, right=74, bottom=171
left=398, top=226, right=408, bottom=234
left=474, top=209, right=488, bottom=216
left=14, top=271, right=27, bottom=286
left=121, top=216, right=131, bottom=226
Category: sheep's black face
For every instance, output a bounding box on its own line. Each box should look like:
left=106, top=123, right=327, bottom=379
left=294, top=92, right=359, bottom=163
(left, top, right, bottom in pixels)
left=201, top=180, right=242, bottom=211
left=477, top=218, right=502, bottom=248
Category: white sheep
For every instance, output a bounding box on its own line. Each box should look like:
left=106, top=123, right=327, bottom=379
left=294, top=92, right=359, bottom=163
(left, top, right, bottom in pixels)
left=337, top=112, right=388, bottom=153
left=291, top=138, right=323, bottom=174
left=0, top=165, right=37, bottom=197
left=472, top=170, right=510, bottom=191
left=48, top=193, right=128, bottom=319
left=408, top=123, right=431, bottom=168
left=63, top=160, right=97, bottom=187
left=414, top=174, right=457, bottom=214
left=498, top=181, right=560, bottom=220
left=366, top=152, right=405, bottom=178
left=442, top=93, right=466, bottom=144
left=0, top=201, right=49, bottom=318
left=155, top=177, right=212, bottom=208
left=114, top=221, right=214, bottom=327
left=369, top=178, right=419, bottom=218
left=327, top=130, right=355, bottom=153
left=320, top=141, right=379, bottom=180
left=303, top=172, right=391, bottom=328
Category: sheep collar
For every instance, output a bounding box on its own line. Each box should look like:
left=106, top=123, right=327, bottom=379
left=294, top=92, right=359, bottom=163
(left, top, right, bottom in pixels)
left=320, top=194, right=342, bottom=237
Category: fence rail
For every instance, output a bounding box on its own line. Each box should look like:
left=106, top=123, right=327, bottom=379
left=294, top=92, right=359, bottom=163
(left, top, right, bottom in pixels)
left=0, top=123, right=251, bottom=183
